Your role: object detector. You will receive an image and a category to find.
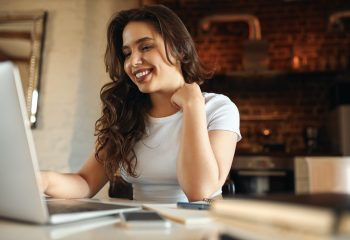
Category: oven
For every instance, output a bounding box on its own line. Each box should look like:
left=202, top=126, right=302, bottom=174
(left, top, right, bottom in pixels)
left=230, top=156, right=295, bottom=195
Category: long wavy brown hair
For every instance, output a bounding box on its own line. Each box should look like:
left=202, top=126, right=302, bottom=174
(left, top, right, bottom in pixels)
left=95, top=4, right=213, bottom=180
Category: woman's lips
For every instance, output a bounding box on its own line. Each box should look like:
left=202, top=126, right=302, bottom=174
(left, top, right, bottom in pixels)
left=133, top=68, right=153, bottom=83
left=135, top=69, right=150, bottom=78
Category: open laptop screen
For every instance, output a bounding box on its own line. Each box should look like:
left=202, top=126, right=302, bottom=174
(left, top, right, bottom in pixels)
left=0, top=62, right=140, bottom=224
left=0, top=61, right=48, bottom=223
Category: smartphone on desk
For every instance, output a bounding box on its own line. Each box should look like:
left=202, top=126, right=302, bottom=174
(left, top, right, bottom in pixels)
left=177, top=201, right=210, bottom=210
left=120, top=211, right=171, bottom=228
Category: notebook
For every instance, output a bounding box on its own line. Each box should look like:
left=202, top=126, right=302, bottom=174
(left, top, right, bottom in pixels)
left=142, top=203, right=213, bottom=225
left=211, top=193, right=350, bottom=236
left=0, top=61, right=141, bottom=224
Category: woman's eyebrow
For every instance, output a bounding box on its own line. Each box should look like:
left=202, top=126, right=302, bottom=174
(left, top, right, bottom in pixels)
left=122, top=37, right=154, bottom=50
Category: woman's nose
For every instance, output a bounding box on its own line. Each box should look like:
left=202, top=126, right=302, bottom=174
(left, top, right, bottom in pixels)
left=130, top=53, right=143, bottom=66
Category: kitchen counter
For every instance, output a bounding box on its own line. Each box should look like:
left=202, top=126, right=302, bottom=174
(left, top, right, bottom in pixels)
left=295, top=156, right=350, bottom=194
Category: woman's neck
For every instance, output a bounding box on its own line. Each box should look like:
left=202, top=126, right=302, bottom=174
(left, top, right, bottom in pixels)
left=148, top=70, right=184, bottom=118
left=148, top=92, right=179, bottom=118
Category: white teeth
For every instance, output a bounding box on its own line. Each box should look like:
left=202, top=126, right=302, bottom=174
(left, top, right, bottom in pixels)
left=135, top=70, right=150, bottom=79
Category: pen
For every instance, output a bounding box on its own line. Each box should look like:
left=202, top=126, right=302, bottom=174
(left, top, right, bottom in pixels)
left=176, top=202, right=210, bottom=210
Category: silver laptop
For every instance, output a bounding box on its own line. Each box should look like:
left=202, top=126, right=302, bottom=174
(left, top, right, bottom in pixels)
left=0, top=61, right=140, bottom=224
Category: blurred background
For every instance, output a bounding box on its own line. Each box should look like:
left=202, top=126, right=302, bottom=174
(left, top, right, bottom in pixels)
left=1, top=0, right=349, bottom=196
left=0, top=0, right=139, bottom=173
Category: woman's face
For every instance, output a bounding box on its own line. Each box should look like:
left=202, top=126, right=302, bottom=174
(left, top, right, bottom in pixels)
left=122, top=21, right=184, bottom=94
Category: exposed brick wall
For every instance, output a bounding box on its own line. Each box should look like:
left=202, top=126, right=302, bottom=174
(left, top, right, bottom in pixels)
left=153, top=0, right=350, bottom=155
left=201, top=74, right=334, bottom=154
left=155, top=0, right=350, bottom=73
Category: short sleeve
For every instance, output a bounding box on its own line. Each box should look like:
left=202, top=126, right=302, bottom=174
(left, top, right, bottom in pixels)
left=205, top=93, right=242, bottom=141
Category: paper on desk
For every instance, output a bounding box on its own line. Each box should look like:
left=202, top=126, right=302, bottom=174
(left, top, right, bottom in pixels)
left=46, top=216, right=120, bottom=239
left=142, top=203, right=213, bottom=225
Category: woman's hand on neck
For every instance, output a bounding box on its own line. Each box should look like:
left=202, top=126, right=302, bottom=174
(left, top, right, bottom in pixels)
left=148, top=91, right=181, bottom=118
left=148, top=77, right=185, bottom=118
left=170, top=82, right=204, bottom=111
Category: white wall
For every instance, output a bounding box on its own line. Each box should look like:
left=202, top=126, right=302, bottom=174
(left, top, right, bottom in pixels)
left=0, top=0, right=138, bottom=172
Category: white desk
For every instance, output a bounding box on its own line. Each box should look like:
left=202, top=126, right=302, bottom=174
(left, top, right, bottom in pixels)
left=1, top=198, right=347, bottom=240
left=0, top=217, right=221, bottom=240
left=0, top=198, right=221, bottom=240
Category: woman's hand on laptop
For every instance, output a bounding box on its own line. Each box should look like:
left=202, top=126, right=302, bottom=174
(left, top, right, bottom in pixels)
left=38, top=171, right=49, bottom=193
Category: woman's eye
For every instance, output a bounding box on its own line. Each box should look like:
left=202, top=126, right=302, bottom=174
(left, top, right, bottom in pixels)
left=123, top=52, right=131, bottom=58
left=141, top=45, right=152, bottom=51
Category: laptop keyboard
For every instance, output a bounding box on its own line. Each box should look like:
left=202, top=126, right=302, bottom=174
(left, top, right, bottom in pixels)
left=47, top=200, right=126, bottom=215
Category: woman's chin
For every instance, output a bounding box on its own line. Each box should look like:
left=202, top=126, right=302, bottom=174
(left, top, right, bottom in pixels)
left=137, top=85, right=153, bottom=94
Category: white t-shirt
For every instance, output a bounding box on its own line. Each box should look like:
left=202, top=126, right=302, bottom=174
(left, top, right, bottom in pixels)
left=121, top=92, right=241, bottom=202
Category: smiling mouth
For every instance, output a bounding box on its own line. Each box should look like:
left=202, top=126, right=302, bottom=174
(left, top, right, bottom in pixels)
left=133, top=68, right=153, bottom=82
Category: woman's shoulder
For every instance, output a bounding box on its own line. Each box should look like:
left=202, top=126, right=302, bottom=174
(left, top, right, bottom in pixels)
left=202, top=92, right=239, bottom=117
left=202, top=92, right=234, bottom=106
left=203, top=92, right=241, bottom=137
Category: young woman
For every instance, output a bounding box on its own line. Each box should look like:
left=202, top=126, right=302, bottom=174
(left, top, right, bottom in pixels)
left=41, top=4, right=241, bottom=203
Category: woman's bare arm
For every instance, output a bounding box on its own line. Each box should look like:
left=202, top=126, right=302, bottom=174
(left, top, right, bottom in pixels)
left=177, top=102, right=237, bottom=201
left=41, top=153, right=109, bottom=198
left=172, top=83, right=238, bottom=201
